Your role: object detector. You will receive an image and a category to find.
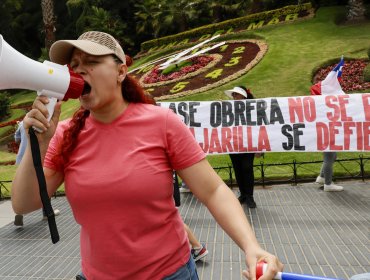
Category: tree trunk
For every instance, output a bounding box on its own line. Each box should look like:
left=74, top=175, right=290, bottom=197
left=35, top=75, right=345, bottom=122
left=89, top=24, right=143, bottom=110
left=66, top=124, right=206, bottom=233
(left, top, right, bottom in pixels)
left=347, top=0, right=366, bottom=22
left=41, top=0, right=56, bottom=52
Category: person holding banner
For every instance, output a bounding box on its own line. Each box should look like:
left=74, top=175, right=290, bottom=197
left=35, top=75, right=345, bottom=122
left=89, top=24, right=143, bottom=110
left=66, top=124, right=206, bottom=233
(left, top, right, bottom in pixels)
left=11, top=31, right=282, bottom=280
left=311, top=57, right=344, bottom=192
left=224, top=86, right=261, bottom=208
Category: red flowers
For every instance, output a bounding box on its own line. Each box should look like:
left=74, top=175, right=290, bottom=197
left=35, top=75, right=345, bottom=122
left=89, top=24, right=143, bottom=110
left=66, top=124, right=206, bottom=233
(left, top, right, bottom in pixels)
left=143, top=55, right=214, bottom=84
left=315, top=59, right=370, bottom=92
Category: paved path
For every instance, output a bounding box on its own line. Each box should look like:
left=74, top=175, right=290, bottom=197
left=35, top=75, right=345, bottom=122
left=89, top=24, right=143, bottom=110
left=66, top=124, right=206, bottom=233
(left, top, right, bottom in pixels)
left=0, top=180, right=369, bottom=279
left=0, top=200, right=15, bottom=228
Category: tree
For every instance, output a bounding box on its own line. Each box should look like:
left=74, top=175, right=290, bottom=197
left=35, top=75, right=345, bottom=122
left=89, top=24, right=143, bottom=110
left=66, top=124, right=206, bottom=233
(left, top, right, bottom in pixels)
left=66, top=0, right=134, bottom=53
left=205, top=0, right=248, bottom=22
left=135, top=0, right=203, bottom=38
left=41, top=0, right=56, bottom=52
left=0, top=0, right=42, bottom=58
left=346, top=0, right=366, bottom=22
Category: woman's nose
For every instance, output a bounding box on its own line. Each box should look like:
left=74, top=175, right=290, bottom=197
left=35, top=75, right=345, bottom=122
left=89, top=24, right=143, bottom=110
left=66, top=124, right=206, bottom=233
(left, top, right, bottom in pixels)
left=72, top=64, right=86, bottom=75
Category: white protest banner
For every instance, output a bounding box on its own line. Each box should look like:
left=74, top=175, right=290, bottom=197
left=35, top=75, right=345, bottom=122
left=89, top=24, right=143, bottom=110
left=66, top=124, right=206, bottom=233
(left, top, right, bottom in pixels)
left=159, top=93, right=370, bottom=154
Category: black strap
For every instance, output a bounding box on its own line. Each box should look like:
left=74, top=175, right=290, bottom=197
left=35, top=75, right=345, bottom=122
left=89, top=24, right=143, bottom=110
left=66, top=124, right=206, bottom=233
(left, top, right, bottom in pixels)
left=29, top=127, right=60, bottom=244
left=173, top=171, right=181, bottom=207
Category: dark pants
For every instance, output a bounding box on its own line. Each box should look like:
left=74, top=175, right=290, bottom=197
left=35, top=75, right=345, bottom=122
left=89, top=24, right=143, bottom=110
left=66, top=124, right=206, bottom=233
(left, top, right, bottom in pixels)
left=230, top=153, right=255, bottom=197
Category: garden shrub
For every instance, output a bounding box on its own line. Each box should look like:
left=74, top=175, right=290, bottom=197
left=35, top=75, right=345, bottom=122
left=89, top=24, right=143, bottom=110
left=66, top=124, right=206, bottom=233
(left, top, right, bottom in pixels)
left=364, top=63, right=370, bottom=82
left=0, top=92, right=10, bottom=121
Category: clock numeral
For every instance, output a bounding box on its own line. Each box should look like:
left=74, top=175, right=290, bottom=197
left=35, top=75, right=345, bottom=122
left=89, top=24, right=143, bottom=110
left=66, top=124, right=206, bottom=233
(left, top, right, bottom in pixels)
left=219, top=45, right=229, bottom=52
left=232, top=46, right=245, bottom=54
left=205, top=69, right=223, bottom=79
left=224, top=56, right=242, bottom=67
left=170, top=81, right=189, bottom=93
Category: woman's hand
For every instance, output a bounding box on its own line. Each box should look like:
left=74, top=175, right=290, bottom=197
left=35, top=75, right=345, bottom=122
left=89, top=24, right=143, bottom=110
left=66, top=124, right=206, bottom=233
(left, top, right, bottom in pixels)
left=23, top=96, right=61, bottom=143
left=242, top=247, right=283, bottom=280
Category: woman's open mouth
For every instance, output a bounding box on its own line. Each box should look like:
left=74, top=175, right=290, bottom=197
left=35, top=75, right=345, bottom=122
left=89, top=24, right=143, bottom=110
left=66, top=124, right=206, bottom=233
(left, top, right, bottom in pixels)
left=82, top=82, right=91, bottom=96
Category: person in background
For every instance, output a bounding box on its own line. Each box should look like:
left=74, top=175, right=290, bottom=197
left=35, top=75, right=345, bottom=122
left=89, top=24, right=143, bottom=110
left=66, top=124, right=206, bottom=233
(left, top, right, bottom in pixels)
left=13, top=121, right=60, bottom=227
left=310, top=62, right=344, bottom=192
left=315, top=152, right=343, bottom=191
left=180, top=181, right=191, bottom=193
left=184, top=223, right=208, bottom=262
left=12, top=31, right=282, bottom=280
left=224, top=86, right=261, bottom=208
left=14, top=121, right=27, bottom=165
left=174, top=172, right=208, bottom=262
left=13, top=121, right=27, bottom=226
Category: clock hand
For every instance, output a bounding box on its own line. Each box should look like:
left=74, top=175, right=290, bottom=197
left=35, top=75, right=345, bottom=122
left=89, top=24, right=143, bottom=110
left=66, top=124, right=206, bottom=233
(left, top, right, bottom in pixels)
left=158, top=41, right=225, bottom=70
left=128, top=53, right=177, bottom=74
left=159, top=34, right=221, bottom=69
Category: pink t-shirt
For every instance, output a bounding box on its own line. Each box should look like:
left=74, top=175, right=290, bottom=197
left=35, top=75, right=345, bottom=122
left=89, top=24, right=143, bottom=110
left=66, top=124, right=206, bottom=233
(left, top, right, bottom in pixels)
left=44, top=103, right=205, bottom=280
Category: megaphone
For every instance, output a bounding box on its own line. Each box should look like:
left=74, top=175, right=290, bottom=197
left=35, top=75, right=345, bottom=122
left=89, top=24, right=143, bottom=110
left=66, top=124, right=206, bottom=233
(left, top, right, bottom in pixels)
left=256, top=262, right=343, bottom=280
left=0, top=34, right=84, bottom=122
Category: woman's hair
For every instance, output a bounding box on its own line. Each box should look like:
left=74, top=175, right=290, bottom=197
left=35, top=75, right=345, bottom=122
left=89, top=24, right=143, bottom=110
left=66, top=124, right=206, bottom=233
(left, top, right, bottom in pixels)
left=238, top=85, right=254, bottom=99
left=55, top=54, right=155, bottom=163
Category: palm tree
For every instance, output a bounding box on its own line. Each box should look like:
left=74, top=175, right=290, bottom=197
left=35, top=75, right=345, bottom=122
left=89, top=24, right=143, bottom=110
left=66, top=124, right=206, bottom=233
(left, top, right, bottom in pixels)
left=41, top=0, right=55, bottom=52
left=346, top=0, right=366, bottom=22
left=205, top=0, right=249, bottom=22
left=135, top=0, right=203, bottom=38
left=134, top=0, right=158, bottom=38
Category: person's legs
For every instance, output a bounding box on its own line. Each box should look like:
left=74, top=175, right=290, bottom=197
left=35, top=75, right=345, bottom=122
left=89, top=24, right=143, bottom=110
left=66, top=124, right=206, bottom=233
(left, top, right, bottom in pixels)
left=230, top=154, right=245, bottom=197
left=75, top=272, right=87, bottom=280
left=184, top=223, right=201, bottom=248
left=42, top=204, right=61, bottom=220
left=240, top=153, right=255, bottom=197
left=321, top=152, right=336, bottom=185
left=320, top=152, right=343, bottom=191
left=183, top=223, right=208, bottom=262
left=14, top=214, right=23, bottom=227
left=231, top=154, right=256, bottom=207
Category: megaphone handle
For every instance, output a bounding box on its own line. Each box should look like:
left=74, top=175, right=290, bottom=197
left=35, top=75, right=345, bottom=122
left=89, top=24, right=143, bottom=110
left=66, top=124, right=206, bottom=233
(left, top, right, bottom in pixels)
left=32, top=97, right=57, bottom=133
left=45, top=97, right=58, bottom=122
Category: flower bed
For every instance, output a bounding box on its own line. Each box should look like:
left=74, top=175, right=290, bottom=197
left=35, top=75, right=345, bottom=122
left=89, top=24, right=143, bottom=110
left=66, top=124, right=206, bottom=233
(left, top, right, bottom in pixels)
left=314, top=59, right=370, bottom=92
left=141, top=54, right=221, bottom=87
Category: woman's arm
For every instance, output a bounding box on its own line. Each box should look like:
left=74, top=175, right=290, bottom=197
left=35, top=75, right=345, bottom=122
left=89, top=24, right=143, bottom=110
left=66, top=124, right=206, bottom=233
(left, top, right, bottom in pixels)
left=177, top=158, right=283, bottom=280
left=11, top=97, right=64, bottom=214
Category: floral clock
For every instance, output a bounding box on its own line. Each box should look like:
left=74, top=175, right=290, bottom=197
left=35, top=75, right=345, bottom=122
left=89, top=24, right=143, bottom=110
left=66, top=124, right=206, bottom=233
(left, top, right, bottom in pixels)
left=130, top=39, right=268, bottom=100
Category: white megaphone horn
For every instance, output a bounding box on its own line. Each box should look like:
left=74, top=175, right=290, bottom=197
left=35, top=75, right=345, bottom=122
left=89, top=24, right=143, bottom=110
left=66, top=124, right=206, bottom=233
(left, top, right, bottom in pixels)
left=0, top=34, right=84, bottom=122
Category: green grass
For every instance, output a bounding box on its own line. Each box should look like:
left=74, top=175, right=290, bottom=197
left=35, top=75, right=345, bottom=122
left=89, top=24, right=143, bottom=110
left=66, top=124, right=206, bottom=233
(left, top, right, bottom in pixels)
left=9, top=91, right=35, bottom=106
left=1, top=6, right=369, bottom=191
left=0, top=151, right=16, bottom=162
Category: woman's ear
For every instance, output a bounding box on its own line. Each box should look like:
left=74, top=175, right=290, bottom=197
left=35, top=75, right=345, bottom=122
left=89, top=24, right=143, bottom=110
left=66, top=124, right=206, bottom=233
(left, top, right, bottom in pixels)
left=117, top=64, right=128, bottom=83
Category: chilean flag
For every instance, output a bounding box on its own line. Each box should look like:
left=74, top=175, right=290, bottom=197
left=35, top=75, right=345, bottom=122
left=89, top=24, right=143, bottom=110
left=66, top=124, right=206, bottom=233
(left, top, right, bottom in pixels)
left=310, top=56, right=345, bottom=96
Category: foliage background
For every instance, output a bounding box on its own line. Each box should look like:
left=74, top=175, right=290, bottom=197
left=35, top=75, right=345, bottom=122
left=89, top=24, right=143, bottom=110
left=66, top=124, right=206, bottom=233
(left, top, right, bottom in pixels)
left=1, top=0, right=369, bottom=58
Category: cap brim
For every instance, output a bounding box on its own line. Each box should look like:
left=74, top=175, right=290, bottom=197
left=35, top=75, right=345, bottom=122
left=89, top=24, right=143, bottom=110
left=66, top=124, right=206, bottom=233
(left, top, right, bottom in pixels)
left=49, top=40, right=115, bottom=65
left=224, top=90, right=234, bottom=99
left=224, top=87, right=248, bottom=99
